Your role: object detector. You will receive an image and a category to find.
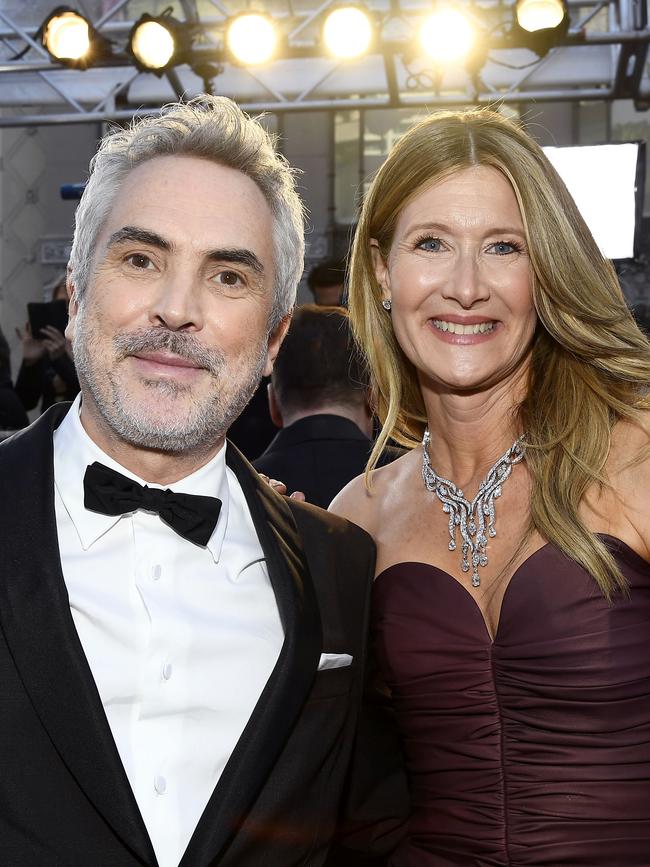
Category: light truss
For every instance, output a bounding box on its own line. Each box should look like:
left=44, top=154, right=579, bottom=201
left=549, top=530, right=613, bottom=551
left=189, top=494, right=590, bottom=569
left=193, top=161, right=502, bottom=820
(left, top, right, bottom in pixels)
left=0, top=0, right=647, bottom=126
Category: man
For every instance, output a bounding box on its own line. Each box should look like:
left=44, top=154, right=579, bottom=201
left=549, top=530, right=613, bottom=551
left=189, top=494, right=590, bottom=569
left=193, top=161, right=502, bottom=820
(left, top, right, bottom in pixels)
left=0, top=96, right=406, bottom=866
left=255, top=305, right=373, bottom=507
left=307, top=258, right=346, bottom=306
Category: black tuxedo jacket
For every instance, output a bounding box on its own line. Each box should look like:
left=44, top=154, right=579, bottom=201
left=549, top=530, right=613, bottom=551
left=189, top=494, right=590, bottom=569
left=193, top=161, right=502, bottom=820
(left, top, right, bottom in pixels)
left=254, top=414, right=371, bottom=508
left=0, top=404, right=408, bottom=866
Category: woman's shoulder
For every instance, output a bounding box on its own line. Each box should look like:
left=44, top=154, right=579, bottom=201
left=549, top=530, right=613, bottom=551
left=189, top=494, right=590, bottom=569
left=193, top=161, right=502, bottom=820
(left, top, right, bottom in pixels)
left=329, top=448, right=419, bottom=536
left=609, top=412, right=650, bottom=481
left=601, top=412, right=650, bottom=558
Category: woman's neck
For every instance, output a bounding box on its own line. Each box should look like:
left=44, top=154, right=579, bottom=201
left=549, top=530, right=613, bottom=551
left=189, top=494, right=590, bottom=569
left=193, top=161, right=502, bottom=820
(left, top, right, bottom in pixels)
left=420, top=367, right=528, bottom=487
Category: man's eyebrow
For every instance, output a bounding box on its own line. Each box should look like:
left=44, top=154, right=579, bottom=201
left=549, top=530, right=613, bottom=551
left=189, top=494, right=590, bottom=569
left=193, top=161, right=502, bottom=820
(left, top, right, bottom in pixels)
left=206, top=248, right=264, bottom=275
left=107, top=226, right=172, bottom=251
left=106, top=230, right=264, bottom=275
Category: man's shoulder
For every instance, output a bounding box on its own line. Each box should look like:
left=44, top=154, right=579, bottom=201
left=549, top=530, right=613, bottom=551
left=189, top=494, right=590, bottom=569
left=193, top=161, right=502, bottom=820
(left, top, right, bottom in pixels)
left=284, top=495, right=375, bottom=557
left=0, top=415, right=42, bottom=472
left=0, top=404, right=70, bottom=496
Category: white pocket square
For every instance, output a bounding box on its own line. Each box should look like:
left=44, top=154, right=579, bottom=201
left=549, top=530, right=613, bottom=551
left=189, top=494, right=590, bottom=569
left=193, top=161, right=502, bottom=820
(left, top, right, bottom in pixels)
left=318, top=652, right=353, bottom=671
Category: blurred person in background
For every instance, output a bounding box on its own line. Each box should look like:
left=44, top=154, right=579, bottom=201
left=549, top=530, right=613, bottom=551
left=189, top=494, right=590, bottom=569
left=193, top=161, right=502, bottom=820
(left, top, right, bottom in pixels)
left=14, top=273, right=79, bottom=413
left=228, top=259, right=350, bottom=460
left=0, top=324, right=12, bottom=388
left=255, top=305, right=372, bottom=507
left=0, top=326, right=28, bottom=434
left=332, top=108, right=650, bottom=866
left=307, top=258, right=347, bottom=306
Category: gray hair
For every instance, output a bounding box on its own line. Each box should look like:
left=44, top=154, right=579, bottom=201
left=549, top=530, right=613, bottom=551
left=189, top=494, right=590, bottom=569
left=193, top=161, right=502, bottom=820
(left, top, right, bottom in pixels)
left=68, top=95, right=305, bottom=327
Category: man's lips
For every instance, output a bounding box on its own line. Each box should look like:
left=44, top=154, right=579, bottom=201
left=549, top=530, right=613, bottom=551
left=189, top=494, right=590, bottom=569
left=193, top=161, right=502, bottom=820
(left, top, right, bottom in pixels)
left=131, top=351, right=203, bottom=369
left=128, top=352, right=207, bottom=380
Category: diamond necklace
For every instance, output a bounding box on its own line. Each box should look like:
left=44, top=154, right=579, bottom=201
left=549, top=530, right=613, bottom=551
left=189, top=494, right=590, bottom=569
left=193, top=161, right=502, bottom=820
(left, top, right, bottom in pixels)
left=422, top=429, right=526, bottom=588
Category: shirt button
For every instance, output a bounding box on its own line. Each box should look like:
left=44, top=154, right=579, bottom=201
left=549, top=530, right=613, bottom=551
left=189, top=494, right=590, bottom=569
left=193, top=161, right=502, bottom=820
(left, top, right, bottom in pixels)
left=152, top=564, right=162, bottom=581
left=162, top=663, right=173, bottom=681
left=154, top=775, right=167, bottom=795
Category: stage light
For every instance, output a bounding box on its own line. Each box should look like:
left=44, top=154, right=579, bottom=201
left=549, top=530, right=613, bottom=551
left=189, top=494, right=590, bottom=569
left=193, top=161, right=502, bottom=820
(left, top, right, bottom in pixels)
left=516, top=0, right=566, bottom=32
left=323, top=7, right=373, bottom=59
left=42, top=8, right=91, bottom=61
left=128, top=13, right=188, bottom=72
left=419, top=8, right=475, bottom=63
left=226, top=14, right=278, bottom=65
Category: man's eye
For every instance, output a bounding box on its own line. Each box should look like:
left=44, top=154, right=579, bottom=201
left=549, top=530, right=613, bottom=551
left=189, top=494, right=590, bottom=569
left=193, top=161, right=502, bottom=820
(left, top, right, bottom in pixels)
left=216, top=270, right=243, bottom=286
left=126, top=253, right=153, bottom=269
left=416, top=237, right=442, bottom=252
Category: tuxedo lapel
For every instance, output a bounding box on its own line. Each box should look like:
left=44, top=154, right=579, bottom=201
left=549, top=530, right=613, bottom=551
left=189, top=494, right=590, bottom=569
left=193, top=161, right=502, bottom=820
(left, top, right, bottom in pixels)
left=179, top=443, right=323, bottom=867
left=0, top=406, right=156, bottom=866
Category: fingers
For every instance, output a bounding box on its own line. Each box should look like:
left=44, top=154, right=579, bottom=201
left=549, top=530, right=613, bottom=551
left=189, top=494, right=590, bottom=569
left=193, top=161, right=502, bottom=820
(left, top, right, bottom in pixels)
left=290, top=491, right=306, bottom=502
left=257, top=472, right=289, bottom=495
left=40, top=326, right=65, bottom=342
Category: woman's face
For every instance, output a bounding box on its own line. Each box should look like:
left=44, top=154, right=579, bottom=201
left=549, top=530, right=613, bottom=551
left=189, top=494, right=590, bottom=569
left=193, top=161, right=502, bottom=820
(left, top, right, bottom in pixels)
left=372, top=165, right=536, bottom=394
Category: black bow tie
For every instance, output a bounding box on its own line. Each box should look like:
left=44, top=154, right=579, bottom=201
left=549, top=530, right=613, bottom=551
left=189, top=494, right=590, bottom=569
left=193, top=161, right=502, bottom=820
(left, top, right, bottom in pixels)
left=83, top=461, right=222, bottom=547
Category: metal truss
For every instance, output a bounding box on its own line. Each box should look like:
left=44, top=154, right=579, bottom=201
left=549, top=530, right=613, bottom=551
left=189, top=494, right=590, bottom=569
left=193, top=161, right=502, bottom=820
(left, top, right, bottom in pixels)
left=0, top=0, right=647, bottom=126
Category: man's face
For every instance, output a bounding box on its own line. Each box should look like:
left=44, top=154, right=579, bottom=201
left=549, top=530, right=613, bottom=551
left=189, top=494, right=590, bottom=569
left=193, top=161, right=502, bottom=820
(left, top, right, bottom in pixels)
left=67, top=154, right=287, bottom=454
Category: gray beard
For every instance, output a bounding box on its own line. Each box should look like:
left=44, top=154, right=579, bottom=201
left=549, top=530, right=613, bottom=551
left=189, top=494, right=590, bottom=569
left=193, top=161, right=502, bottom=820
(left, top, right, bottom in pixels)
left=73, top=318, right=267, bottom=454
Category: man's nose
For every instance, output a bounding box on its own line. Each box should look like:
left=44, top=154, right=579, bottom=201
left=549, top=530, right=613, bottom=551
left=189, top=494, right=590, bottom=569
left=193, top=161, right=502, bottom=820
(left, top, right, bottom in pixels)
left=441, top=252, right=490, bottom=308
left=148, top=271, right=205, bottom=332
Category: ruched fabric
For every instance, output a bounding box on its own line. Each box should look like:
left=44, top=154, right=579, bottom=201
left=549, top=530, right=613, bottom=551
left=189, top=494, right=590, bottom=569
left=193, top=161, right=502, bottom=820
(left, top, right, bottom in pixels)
left=372, top=536, right=650, bottom=866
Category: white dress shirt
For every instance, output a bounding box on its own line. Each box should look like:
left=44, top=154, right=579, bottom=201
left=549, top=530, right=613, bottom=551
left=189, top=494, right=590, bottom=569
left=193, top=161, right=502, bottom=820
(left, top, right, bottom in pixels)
left=53, top=397, right=284, bottom=867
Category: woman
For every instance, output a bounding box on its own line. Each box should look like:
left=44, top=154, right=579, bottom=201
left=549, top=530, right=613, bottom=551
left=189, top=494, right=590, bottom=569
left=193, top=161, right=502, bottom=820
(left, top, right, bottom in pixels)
left=331, top=109, right=650, bottom=865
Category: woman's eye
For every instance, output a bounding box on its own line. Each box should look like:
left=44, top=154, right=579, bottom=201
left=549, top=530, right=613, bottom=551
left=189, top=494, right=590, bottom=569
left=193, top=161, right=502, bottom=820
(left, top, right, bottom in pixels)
left=416, top=237, right=442, bottom=252
left=489, top=241, right=520, bottom=255
left=126, top=253, right=153, bottom=269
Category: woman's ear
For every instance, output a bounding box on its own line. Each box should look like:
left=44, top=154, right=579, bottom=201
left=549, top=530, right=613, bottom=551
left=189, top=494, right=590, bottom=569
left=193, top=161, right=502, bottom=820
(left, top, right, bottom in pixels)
left=370, top=239, right=390, bottom=304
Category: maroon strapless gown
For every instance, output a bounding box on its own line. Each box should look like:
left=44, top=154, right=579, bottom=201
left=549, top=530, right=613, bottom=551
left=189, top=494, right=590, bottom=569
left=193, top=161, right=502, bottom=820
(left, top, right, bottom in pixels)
left=372, top=536, right=650, bottom=866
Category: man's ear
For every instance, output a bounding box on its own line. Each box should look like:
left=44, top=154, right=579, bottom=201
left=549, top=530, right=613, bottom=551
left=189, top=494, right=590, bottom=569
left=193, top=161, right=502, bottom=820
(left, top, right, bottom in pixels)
left=370, top=240, right=391, bottom=306
left=263, top=312, right=292, bottom=377
left=64, top=276, right=79, bottom=343
left=267, top=382, right=284, bottom=428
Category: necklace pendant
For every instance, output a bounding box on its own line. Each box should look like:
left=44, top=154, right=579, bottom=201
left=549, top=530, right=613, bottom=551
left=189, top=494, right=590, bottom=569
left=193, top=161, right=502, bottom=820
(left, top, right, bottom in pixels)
left=422, top=428, right=526, bottom=591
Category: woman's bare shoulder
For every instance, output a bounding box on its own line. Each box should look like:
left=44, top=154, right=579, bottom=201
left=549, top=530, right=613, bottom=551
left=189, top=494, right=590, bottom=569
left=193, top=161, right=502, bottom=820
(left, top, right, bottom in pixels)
left=609, top=411, right=650, bottom=481
left=602, top=412, right=650, bottom=557
left=329, top=449, right=418, bottom=536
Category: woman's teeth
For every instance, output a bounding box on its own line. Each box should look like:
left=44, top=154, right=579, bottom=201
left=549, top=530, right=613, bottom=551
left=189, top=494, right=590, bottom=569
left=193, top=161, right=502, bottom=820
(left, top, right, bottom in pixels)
left=433, top=320, right=494, bottom=334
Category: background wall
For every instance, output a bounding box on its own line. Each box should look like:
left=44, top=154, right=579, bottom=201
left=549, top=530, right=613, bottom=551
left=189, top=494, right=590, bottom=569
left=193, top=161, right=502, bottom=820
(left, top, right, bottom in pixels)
left=0, top=117, right=100, bottom=380
left=1, top=100, right=649, bottom=379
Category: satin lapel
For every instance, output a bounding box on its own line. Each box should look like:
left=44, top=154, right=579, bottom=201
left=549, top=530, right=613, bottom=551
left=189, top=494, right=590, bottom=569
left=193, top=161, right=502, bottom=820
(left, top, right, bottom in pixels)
left=0, top=406, right=156, bottom=866
left=180, top=442, right=323, bottom=867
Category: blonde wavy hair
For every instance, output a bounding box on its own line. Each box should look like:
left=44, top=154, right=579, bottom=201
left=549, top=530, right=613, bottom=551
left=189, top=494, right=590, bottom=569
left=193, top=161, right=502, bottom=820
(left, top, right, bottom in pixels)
left=348, top=108, right=650, bottom=597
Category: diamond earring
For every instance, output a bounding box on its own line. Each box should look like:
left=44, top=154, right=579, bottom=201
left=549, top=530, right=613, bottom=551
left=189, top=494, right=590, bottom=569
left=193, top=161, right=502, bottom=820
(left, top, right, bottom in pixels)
left=382, top=299, right=392, bottom=311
